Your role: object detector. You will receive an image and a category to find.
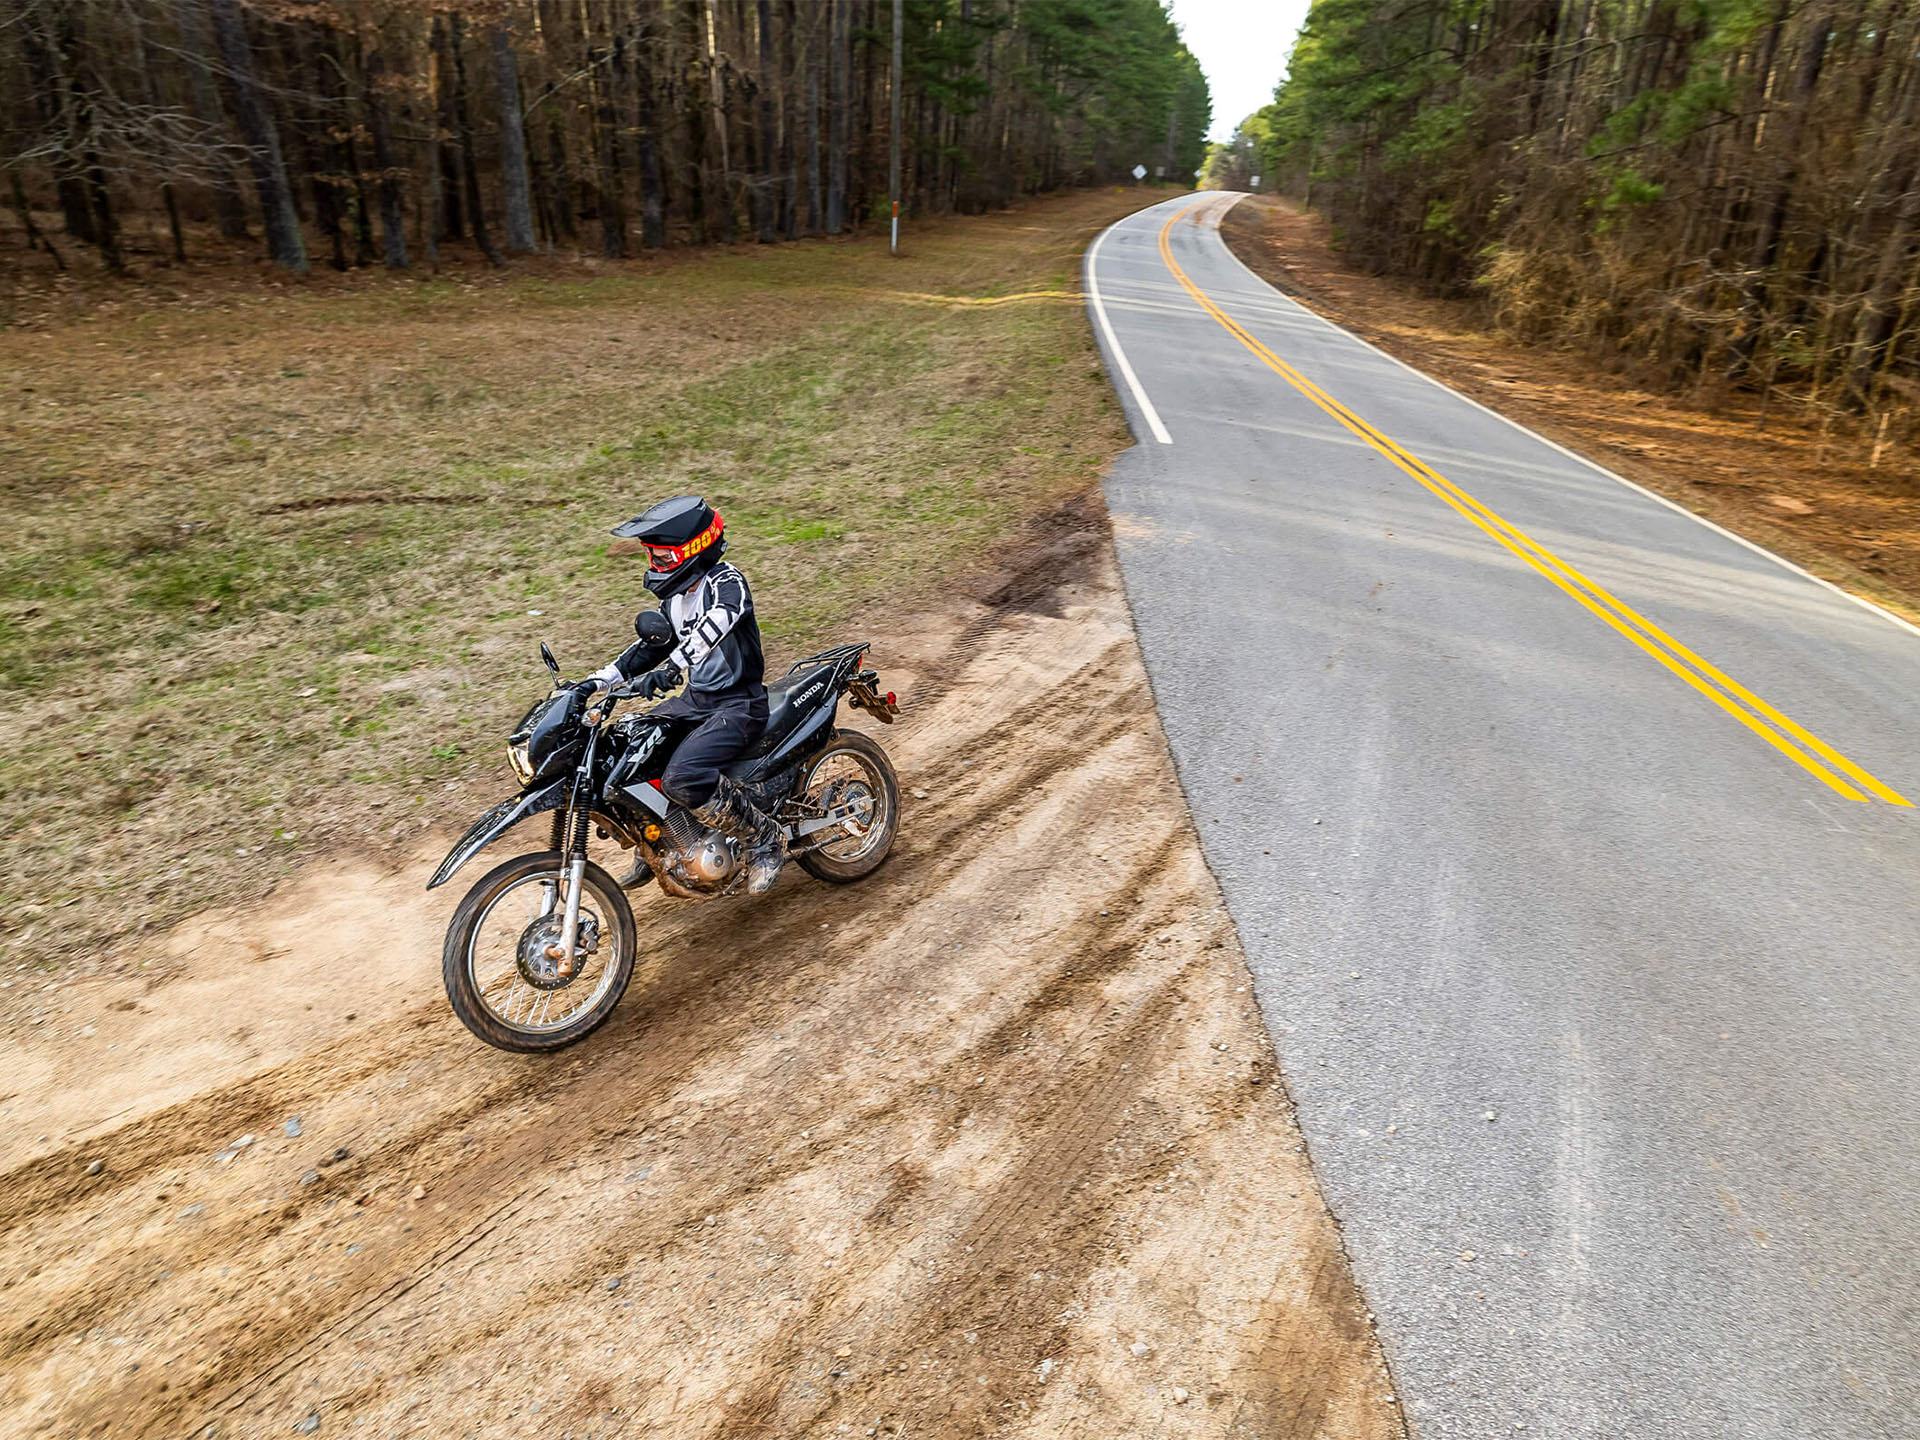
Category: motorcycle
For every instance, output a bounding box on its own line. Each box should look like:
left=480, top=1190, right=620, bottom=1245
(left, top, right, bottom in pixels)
left=428, top=614, right=901, bottom=1052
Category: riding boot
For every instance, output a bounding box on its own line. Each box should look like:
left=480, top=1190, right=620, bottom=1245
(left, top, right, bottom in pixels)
left=692, top=776, right=787, bottom=894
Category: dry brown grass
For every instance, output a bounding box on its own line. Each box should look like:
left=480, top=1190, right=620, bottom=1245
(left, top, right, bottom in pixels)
left=0, top=187, right=1169, bottom=971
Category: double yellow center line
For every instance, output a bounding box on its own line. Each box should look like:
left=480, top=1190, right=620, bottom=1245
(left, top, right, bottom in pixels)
left=1157, top=201, right=1909, bottom=806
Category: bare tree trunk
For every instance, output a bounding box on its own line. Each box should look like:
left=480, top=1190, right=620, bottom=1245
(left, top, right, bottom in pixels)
left=546, top=115, right=577, bottom=244
left=1728, top=1, right=1835, bottom=377
left=826, top=0, right=848, bottom=233
left=447, top=15, right=503, bottom=265
left=129, top=4, right=187, bottom=262
left=705, top=0, right=735, bottom=241
left=20, top=4, right=95, bottom=244
left=172, top=0, right=250, bottom=240
left=42, top=1, right=122, bottom=270
left=422, top=88, right=442, bottom=270
left=1845, top=174, right=1920, bottom=405
left=366, top=47, right=410, bottom=269
left=330, top=27, right=378, bottom=270
left=635, top=20, right=667, bottom=249
left=591, top=12, right=628, bottom=257
left=431, top=15, right=464, bottom=242
left=756, top=0, right=777, bottom=242
left=206, top=0, right=307, bottom=270
left=859, top=0, right=878, bottom=226
left=8, top=165, right=65, bottom=268
left=805, top=0, right=823, bottom=234
left=490, top=22, right=537, bottom=253
left=303, top=28, right=353, bottom=271
left=677, top=0, right=710, bottom=242
left=780, top=0, right=799, bottom=239
left=1848, top=63, right=1920, bottom=404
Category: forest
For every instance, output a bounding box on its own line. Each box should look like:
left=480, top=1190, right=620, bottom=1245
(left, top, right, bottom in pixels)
left=1, top=0, right=1208, bottom=275
left=1219, top=0, right=1920, bottom=434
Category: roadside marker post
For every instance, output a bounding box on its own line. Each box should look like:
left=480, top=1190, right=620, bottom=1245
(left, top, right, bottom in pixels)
left=889, top=0, right=903, bottom=256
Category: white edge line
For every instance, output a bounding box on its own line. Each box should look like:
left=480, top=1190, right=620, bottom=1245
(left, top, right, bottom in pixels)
left=1086, top=221, right=1173, bottom=445
left=1205, top=195, right=1920, bottom=645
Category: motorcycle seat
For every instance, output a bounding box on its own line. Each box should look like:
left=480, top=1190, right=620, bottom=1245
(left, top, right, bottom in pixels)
left=743, top=663, right=833, bottom=761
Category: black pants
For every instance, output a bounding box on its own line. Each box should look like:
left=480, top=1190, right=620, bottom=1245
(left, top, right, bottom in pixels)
left=658, top=692, right=768, bottom=809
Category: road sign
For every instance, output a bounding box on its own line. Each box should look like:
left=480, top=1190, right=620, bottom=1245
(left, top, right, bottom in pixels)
left=1250, top=175, right=1261, bottom=189
left=1132, top=164, right=1147, bottom=181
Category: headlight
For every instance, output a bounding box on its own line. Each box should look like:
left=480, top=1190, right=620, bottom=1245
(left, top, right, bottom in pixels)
left=507, top=741, right=534, bottom=785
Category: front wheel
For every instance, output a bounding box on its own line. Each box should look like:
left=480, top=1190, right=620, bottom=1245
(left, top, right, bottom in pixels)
left=793, top=729, right=900, bottom=884
left=442, top=850, right=637, bottom=1052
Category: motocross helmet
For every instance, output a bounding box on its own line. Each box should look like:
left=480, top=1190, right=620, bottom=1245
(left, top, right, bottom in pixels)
left=612, top=494, right=726, bottom=599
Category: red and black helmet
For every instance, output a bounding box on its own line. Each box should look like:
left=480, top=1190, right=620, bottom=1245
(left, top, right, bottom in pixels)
left=611, top=494, right=726, bottom=599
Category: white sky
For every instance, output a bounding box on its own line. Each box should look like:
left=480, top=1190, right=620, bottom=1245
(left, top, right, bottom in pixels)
left=1168, top=0, right=1312, bottom=141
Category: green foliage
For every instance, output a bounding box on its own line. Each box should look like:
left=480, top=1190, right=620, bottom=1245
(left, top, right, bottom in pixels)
left=1007, top=0, right=1211, bottom=181
left=1241, top=0, right=1819, bottom=281
left=1230, top=0, right=1920, bottom=411
left=1423, top=198, right=1464, bottom=243
left=1601, top=169, right=1665, bottom=214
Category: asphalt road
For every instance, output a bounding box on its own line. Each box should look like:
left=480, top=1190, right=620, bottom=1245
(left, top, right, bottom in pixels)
left=1089, top=192, right=1920, bottom=1439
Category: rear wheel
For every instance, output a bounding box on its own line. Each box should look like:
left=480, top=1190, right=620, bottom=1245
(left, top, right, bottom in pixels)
left=792, top=729, right=899, bottom=884
left=442, top=850, right=636, bottom=1052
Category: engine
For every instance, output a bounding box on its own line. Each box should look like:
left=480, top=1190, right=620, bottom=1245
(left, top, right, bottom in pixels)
left=685, top=833, right=740, bottom=886
left=659, top=807, right=739, bottom=889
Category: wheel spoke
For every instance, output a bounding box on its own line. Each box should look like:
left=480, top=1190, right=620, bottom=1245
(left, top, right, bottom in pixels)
left=798, top=749, right=888, bottom=862
left=461, top=869, right=626, bottom=1037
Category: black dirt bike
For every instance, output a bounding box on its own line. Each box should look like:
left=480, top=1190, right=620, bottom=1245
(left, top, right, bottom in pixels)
left=428, top=620, right=900, bottom=1052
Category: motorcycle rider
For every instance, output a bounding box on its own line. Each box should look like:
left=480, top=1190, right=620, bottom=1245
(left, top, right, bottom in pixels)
left=584, top=495, right=786, bottom=894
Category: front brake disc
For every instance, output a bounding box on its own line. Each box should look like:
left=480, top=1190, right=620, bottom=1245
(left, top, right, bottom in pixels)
left=515, top=911, right=601, bottom=991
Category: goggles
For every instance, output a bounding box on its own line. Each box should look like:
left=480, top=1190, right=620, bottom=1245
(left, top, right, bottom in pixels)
left=642, top=513, right=723, bottom=571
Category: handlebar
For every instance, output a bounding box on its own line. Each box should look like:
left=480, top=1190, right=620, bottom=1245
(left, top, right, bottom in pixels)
left=580, top=679, right=657, bottom=726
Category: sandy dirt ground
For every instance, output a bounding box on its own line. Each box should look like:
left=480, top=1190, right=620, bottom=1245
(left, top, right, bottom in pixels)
left=1223, top=198, right=1920, bottom=626
left=0, top=498, right=1405, bottom=1439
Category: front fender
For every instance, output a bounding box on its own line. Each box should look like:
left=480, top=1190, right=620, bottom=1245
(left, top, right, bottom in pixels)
left=426, top=779, right=571, bottom=890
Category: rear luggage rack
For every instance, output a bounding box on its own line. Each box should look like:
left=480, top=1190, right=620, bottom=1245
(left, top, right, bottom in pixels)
left=785, top=641, right=869, bottom=676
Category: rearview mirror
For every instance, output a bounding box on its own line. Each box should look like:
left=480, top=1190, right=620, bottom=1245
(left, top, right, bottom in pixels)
left=635, top=610, right=674, bottom=647
left=539, top=642, right=561, bottom=679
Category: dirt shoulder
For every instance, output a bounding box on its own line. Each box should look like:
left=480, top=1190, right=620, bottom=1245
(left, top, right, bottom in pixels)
left=1221, top=197, right=1920, bottom=625
left=0, top=496, right=1404, bottom=1439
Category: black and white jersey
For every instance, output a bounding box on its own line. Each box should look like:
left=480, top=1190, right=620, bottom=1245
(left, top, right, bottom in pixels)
left=665, top=562, right=764, bottom=696
left=611, top=561, right=764, bottom=703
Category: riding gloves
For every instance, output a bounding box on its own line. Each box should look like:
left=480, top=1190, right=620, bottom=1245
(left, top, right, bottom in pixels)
left=636, top=665, right=684, bottom=701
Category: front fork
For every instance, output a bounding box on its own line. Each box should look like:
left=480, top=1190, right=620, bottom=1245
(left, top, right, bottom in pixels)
left=544, top=732, right=600, bottom=979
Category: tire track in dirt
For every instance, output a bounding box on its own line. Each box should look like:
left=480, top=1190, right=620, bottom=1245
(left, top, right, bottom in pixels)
left=1, top=495, right=1404, bottom=1439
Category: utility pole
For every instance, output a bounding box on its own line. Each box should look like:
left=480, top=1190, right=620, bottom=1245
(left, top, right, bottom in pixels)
left=889, top=0, right=903, bottom=255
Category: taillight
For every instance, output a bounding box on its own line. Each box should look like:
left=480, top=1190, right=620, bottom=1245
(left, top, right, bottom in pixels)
left=886, top=693, right=896, bottom=706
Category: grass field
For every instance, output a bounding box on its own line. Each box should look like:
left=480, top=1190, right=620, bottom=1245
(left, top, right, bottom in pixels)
left=0, top=188, right=1168, bottom=969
